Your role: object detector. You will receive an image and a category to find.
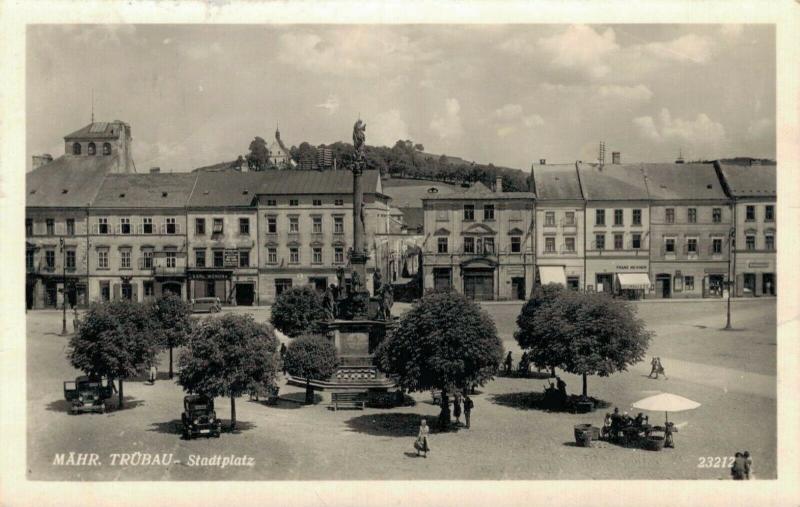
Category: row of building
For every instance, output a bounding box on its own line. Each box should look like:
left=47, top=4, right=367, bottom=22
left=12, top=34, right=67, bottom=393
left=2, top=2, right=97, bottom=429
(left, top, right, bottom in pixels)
left=25, top=121, right=776, bottom=308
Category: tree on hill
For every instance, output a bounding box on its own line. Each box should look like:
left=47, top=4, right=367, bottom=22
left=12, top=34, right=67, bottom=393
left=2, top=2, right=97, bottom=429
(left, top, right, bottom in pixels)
left=269, top=286, right=327, bottom=338
left=283, top=335, right=338, bottom=404
left=152, top=293, right=193, bottom=379
left=515, top=285, right=653, bottom=397
left=246, top=136, right=270, bottom=171
left=178, top=314, right=280, bottom=431
left=375, top=290, right=503, bottom=429
left=68, top=300, right=160, bottom=410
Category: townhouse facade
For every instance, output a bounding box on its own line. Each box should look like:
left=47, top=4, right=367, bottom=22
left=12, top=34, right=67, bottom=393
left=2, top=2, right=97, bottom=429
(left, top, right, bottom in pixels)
left=422, top=178, right=536, bottom=300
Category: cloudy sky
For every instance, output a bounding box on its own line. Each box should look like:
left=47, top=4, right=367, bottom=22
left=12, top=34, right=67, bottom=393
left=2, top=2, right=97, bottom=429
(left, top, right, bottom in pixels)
left=27, top=24, right=774, bottom=172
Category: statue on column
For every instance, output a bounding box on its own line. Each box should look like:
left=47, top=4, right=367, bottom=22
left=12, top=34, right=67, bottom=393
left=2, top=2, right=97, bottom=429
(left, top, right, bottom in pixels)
left=373, top=268, right=383, bottom=295
left=353, top=119, right=367, bottom=163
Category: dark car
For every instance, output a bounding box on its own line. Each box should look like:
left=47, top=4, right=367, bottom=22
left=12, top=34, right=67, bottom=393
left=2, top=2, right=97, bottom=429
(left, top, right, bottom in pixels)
left=63, top=376, right=114, bottom=414
left=181, top=395, right=222, bottom=439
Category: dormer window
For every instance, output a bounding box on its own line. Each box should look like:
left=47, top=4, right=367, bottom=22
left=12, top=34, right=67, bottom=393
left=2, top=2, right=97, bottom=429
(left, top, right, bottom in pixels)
left=87, top=142, right=96, bottom=156
left=72, top=143, right=82, bottom=155
left=102, top=142, right=112, bottom=155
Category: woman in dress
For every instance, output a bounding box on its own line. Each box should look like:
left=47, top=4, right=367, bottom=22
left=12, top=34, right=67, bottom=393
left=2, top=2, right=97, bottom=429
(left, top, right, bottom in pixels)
left=415, top=419, right=430, bottom=458
left=453, top=394, right=462, bottom=426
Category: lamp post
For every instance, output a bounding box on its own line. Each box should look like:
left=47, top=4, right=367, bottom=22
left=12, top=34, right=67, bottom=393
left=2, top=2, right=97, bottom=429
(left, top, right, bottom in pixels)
left=59, top=237, right=67, bottom=335
left=724, top=226, right=735, bottom=330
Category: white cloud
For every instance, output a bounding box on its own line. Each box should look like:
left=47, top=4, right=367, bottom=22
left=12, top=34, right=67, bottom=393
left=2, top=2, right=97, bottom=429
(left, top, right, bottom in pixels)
left=315, top=94, right=340, bottom=115
left=492, top=103, right=544, bottom=137
left=536, top=25, right=619, bottom=80
left=430, top=98, right=463, bottom=139
left=641, top=34, right=714, bottom=64
left=597, top=84, right=653, bottom=102
left=370, top=109, right=410, bottom=147
left=494, top=103, right=524, bottom=121
left=633, top=108, right=726, bottom=149
left=747, top=118, right=773, bottom=139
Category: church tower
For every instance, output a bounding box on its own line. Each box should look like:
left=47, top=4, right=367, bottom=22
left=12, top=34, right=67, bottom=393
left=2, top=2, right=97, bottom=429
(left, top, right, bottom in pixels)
left=63, top=120, right=135, bottom=173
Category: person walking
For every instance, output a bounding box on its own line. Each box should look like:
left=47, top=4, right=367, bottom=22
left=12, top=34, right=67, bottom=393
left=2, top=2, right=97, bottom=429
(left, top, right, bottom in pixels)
left=148, top=364, right=157, bottom=385
left=648, top=356, right=658, bottom=378
left=453, top=394, right=462, bottom=426
left=463, top=395, right=473, bottom=429
left=414, top=419, right=430, bottom=458
left=731, top=452, right=747, bottom=480
left=657, top=357, right=668, bottom=380
left=504, top=351, right=513, bottom=375
left=280, top=343, right=288, bottom=375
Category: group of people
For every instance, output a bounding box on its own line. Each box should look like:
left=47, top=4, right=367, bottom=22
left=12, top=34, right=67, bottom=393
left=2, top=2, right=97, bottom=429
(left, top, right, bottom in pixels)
left=648, top=356, right=667, bottom=379
left=414, top=392, right=475, bottom=458
left=731, top=451, right=754, bottom=480
left=602, top=407, right=650, bottom=440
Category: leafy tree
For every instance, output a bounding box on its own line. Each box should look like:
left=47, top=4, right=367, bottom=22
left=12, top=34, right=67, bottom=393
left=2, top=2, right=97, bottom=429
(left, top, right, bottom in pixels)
left=515, top=286, right=653, bottom=397
left=283, top=335, right=338, bottom=404
left=152, top=293, right=193, bottom=379
left=269, top=286, right=327, bottom=338
left=375, top=290, right=503, bottom=428
left=178, top=314, right=279, bottom=430
left=246, top=136, right=270, bottom=171
left=68, top=300, right=160, bottom=410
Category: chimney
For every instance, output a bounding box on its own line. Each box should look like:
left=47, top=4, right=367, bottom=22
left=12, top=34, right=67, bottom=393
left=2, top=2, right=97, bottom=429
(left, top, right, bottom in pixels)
left=495, top=176, right=503, bottom=193
left=149, top=167, right=161, bottom=174
left=612, top=152, right=621, bottom=164
left=539, top=159, right=546, bottom=165
left=32, top=154, right=53, bottom=170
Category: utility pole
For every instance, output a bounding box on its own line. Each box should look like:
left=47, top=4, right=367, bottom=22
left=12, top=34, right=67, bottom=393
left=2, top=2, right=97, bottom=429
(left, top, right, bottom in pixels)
left=60, top=237, right=67, bottom=335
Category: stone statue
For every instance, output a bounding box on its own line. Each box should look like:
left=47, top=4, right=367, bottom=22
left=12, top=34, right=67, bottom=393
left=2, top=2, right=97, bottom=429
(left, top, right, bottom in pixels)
left=352, top=119, right=367, bottom=158
left=336, top=266, right=345, bottom=294
left=330, top=283, right=340, bottom=305
left=351, top=270, right=362, bottom=293
left=381, top=284, right=394, bottom=320
left=372, top=268, right=383, bottom=295
left=322, top=285, right=335, bottom=320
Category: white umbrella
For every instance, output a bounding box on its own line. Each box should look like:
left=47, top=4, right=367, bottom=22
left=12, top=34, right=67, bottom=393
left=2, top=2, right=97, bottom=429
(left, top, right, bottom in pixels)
left=632, top=393, right=701, bottom=425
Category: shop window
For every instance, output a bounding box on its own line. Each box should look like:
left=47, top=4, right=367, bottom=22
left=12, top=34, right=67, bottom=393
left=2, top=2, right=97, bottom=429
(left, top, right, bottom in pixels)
left=566, top=277, right=580, bottom=291
left=510, top=236, right=521, bottom=253
left=437, top=237, right=448, bottom=254
left=275, top=279, right=292, bottom=296
left=464, top=237, right=475, bottom=254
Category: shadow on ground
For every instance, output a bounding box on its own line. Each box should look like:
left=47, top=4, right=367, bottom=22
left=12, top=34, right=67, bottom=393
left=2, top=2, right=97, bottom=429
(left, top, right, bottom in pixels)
left=147, top=419, right=256, bottom=435
left=276, top=392, right=323, bottom=405
left=489, top=391, right=611, bottom=413
left=46, top=396, right=144, bottom=413
left=345, top=413, right=446, bottom=437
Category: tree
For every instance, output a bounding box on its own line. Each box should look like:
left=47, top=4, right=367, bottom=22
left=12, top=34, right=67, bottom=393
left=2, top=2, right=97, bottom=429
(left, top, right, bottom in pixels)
left=68, top=300, right=160, bottom=410
left=152, top=293, right=193, bottom=379
left=515, top=286, right=653, bottom=397
left=376, top=290, right=503, bottom=428
left=246, top=136, right=270, bottom=171
left=178, top=314, right=279, bottom=431
left=283, top=335, right=338, bottom=404
left=269, top=286, right=327, bottom=338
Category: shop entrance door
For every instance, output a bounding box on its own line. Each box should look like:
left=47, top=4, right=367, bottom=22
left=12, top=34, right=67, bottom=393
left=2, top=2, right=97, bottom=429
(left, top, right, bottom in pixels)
left=655, top=274, right=671, bottom=299
left=235, top=283, right=255, bottom=306
left=511, top=277, right=526, bottom=300
left=433, top=268, right=452, bottom=291
left=464, top=268, right=494, bottom=301
left=596, top=274, right=614, bottom=294
left=763, top=273, right=775, bottom=296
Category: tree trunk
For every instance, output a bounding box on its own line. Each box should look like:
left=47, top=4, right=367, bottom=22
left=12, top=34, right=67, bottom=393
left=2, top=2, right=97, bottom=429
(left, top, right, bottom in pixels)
left=118, top=378, right=124, bottom=410
left=230, top=395, right=236, bottom=431
left=438, top=392, right=451, bottom=430
left=305, top=379, right=314, bottom=405
left=168, top=346, right=174, bottom=379
left=551, top=366, right=556, bottom=377
left=582, top=373, right=588, bottom=398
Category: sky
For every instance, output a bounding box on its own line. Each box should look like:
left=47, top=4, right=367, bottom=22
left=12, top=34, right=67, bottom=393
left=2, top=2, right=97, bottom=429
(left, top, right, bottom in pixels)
left=26, top=24, right=775, bottom=172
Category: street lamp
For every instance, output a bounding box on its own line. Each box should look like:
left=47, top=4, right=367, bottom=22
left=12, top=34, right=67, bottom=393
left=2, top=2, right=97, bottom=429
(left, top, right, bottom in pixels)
left=724, top=226, right=735, bottom=330
left=59, top=237, right=67, bottom=335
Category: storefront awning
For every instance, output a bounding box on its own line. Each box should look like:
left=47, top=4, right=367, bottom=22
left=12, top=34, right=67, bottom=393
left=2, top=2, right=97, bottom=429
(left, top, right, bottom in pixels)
left=616, top=273, right=651, bottom=290
left=539, top=266, right=566, bottom=286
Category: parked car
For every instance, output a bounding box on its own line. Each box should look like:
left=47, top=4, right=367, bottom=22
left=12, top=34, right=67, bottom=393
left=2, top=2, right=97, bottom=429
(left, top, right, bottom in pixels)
left=191, top=297, right=222, bottom=313
left=63, top=376, right=114, bottom=414
left=181, top=395, right=222, bottom=439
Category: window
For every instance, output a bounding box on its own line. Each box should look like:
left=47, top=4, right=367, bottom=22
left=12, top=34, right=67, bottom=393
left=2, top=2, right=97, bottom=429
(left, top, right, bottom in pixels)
left=463, top=205, right=474, bottom=221
left=746, top=235, right=755, bottom=250
left=437, top=237, right=448, bottom=253
left=44, top=249, right=55, bottom=269
left=334, top=247, right=344, bottom=264
left=239, top=217, right=250, bottom=235
left=312, top=247, right=322, bottom=264
left=289, top=217, right=299, bottom=233
left=312, top=217, right=322, bottom=234
left=166, top=251, right=177, bottom=268
left=195, top=249, right=206, bottom=268
left=712, top=208, right=722, bottom=223
left=765, top=205, right=775, bottom=222
left=712, top=238, right=723, bottom=254
left=665, top=208, right=675, bottom=224
left=267, top=216, right=277, bottom=234
left=143, top=281, right=154, bottom=297
left=142, top=250, right=153, bottom=269
left=614, top=233, right=623, bottom=250
left=564, top=237, right=575, bottom=252
left=102, top=143, right=111, bottom=156
left=632, top=209, right=642, bottom=226
left=614, top=209, right=623, bottom=226
left=275, top=278, right=292, bottom=296
left=464, top=237, right=475, bottom=254
left=665, top=238, right=675, bottom=253
left=212, top=218, right=223, bottom=234
left=98, top=218, right=109, bottom=235
left=545, top=211, right=555, bottom=226
left=87, top=142, right=96, bottom=156
left=595, top=234, right=605, bottom=250
left=334, top=199, right=344, bottom=206
left=266, top=199, right=277, bottom=206
left=564, top=211, right=575, bottom=226
left=46, top=218, right=55, bottom=236
left=142, top=217, right=153, bottom=234
left=268, top=248, right=278, bottom=264
left=595, top=209, right=605, bottom=226
left=289, top=247, right=299, bottom=264
left=120, top=249, right=131, bottom=269
left=632, top=233, right=642, bottom=249
left=687, top=238, right=698, bottom=254
left=66, top=219, right=75, bottom=236
left=745, top=205, right=755, bottom=221
left=26, top=218, right=32, bottom=236
left=213, top=250, right=224, bottom=267
left=545, top=237, right=556, bottom=253
left=66, top=250, right=76, bottom=270
left=166, top=218, right=177, bottom=235
left=765, top=234, right=775, bottom=250
left=483, top=204, right=495, bottom=221
left=72, top=142, right=81, bottom=155
left=685, top=276, right=695, bottom=291
left=510, top=236, right=521, bottom=253
left=334, top=216, right=344, bottom=234
left=97, top=249, right=108, bottom=269
left=688, top=208, right=697, bottom=224
left=195, top=218, right=206, bottom=235
left=26, top=250, right=34, bottom=270
left=483, top=238, right=495, bottom=254
left=313, top=199, right=322, bottom=206
left=289, top=199, right=299, bottom=207
left=120, top=218, right=131, bottom=235
left=239, top=250, right=250, bottom=267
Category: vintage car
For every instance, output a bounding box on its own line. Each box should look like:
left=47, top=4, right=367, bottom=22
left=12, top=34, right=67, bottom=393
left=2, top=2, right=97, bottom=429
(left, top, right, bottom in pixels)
left=181, top=395, right=222, bottom=439
left=190, top=297, right=222, bottom=313
left=63, top=376, right=114, bottom=414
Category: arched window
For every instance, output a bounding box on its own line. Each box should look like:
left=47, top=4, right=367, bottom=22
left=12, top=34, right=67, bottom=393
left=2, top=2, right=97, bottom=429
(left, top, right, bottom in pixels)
left=87, top=142, right=96, bottom=156
left=72, top=143, right=81, bottom=155
left=102, top=142, right=112, bottom=155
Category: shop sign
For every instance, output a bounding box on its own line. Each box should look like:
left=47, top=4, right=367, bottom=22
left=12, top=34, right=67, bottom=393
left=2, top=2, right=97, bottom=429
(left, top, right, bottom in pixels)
left=189, top=271, right=230, bottom=280
left=748, top=262, right=770, bottom=269
left=615, top=264, right=648, bottom=272
left=224, top=250, right=239, bottom=268
left=704, top=267, right=728, bottom=274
